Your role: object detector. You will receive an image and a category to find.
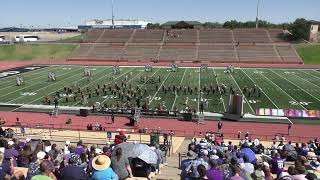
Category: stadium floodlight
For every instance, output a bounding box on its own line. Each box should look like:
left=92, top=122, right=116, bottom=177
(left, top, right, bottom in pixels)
left=111, top=0, right=115, bottom=29
left=255, top=0, right=260, bottom=29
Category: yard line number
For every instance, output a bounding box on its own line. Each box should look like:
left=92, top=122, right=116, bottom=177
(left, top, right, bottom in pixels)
left=289, top=101, right=311, bottom=106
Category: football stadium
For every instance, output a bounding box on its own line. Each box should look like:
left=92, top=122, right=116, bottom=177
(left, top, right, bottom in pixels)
left=0, top=0, right=320, bottom=179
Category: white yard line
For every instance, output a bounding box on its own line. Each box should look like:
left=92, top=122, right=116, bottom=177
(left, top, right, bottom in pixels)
left=0, top=66, right=62, bottom=91
left=292, top=71, right=320, bottom=90
left=170, top=68, right=187, bottom=111
left=148, top=71, right=171, bottom=105
left=240, top=68, right=279, bottom=109
left=0, top=66, right=54, bottom=81
left=99, top=68, right=144, bottom=105
left=7, top=67, right=90, bottom=103
left=10, top=68, right=113, bottom=111
left=71, top=67, right=135, bottom=106
left=137, top=68, right=161, bottom=88
left=259, top=70, right=306, bottom=110
left=1, top=67, right=81, bottom=99
left=271, top=69, right=320, bottom=102
left=298, top=70, right=320, bottom=83
left=212, top=68, right=226, bottom=112
left=312, top=69, right=320, bottom=75
left=229, top=72, right=255, bottom=114
left=28, top=67, right=114, bottom=105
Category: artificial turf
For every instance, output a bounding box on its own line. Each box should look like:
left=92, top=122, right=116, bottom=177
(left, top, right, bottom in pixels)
left=1, top=65, right=320, bottom=116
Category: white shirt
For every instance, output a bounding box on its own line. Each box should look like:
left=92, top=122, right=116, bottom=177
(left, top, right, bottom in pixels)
left=242, top=162, right=254, bottom=175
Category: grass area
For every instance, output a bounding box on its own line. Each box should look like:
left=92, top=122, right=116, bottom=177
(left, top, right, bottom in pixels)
left=0, top=44, right=78, bottom=61
left=56, top=33, right=87, bottom=43
left=296, top=45, right=320, bottom=64
left=1, top=65, right=320, bottom=123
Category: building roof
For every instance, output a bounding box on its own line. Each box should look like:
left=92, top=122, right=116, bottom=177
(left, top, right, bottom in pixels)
left=162, top=21, right=202, bottom=26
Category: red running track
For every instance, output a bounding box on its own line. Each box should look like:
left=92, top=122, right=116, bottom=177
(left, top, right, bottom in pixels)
left=0, top=111, right=319, bottom=142
left=1, top=60, right=320, bottom=71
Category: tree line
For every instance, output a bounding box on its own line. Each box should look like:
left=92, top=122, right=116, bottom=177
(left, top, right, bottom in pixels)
left=147, top=18, right=317, bottom=41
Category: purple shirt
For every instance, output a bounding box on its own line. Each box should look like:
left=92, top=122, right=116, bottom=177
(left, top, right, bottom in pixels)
left=4, top=148, right=19, bottom=166
left=271, top=158, right=284, bottom=175
left=75, top=146, right=85, bottom=155
left=216, top=158, right=225, bottom=165
left=207, top=168, right=223, bottom=180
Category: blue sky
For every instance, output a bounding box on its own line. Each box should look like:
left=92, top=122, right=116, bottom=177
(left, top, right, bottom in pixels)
left=0, top=0, right=319, bottom=28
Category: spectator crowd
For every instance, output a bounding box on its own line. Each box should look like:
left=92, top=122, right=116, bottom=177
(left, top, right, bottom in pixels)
left=0, top=129, right=165, bottom=180
left=181, top=133, right=320, bottom=180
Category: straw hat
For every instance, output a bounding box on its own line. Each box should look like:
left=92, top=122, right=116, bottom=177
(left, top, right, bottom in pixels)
left=92, top=155, right=111, bottom=171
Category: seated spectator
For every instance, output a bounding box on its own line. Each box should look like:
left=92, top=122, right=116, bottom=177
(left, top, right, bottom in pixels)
left=18, top=143, right=32, bottom=167
left=181, top=151, right=196, bottom=180
left=305, top=173, right=317, bottom=180
left=91, top=155, right=118, bottom=180
left=287, top=166, right=297, bottom=176
left=32, top=143, right=44, bottom=163
left=262, top=164, right=274, bottom=180
left=111, top=147, right=132, bottom=179
left=236, top=152, right=244, bottom=165
left=61, top=153, right=87, bottom=180
left=4, top=140, right=19, bottom=166
left=240, top=155, right=254, bottom=178
left=270, top=153, right=284, bottom=177
left=278, top=172, right=294, bottom=180
left=284, top=141, right=298, bottom=161
left=114, top=131, right=127, bottom=145
left=185, top=151, right=209, bottom=179
left=230, top=166, right=244, bottom=180
left=75, top=140, right=85, bottom=156
left=196, top=164, right=208, bottom=180
left=292, top=165, right=307, bottom=180
left=207, top=159, right=223, bottom=180
left=31, top=159, right=57, bottom=180
left=27, top=151, right=47, bottom=179
left=131, top=157, right=152, bottom=177
left=0, top=151, right=24, bottom=179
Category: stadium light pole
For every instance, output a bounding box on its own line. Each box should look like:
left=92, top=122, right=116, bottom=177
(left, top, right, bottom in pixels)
left=111, top=0, right=115, bottom=29
left=255, top=0, right=260, bottom=29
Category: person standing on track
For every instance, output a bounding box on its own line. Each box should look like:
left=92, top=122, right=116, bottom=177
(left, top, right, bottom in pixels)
left=288, top=123, right=292, bottom=135
left=217, top=121, right=223, bottom=134
left=111, top=111, right=115, bottom=124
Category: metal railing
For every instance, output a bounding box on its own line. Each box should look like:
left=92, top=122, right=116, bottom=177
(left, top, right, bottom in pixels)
left=2, top=122, right=318, bottom=144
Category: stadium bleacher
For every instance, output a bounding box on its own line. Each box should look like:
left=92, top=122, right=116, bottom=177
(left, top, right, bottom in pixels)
left=69, top=29, right=302, bottom=64
left=237, top=45, right=281, bottom=63
left=159, top=45, right=196, bottom=61
left=234, top=29, right=271, bottom=43
left=198, top=45, right=237, bottom=62
left=123, top=44, right=160, bottom=61
left=96, top=29, right=133, bottom=43
left=276, top=45, right=303, bottom=63
left=268, top=29, right=287, bottom=43
left=131, top=30, right=164, bottom=43
left=199, top=29, right=233, bottom=43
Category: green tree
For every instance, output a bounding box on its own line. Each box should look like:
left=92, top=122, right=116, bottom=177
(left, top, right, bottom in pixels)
left=223, top=20, right=240, bottom=29
left=146, top=23, right=161, bottom=29
left=288, top=18, right=311, bottom=41
left=202, top=22, right=222, bottom=29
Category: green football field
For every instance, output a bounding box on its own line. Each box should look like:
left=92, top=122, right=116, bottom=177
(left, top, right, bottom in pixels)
left=1, top=65, right=320, bottom=116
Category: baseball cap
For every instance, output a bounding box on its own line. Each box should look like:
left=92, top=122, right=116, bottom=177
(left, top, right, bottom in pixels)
left=37, top=151, right=46, bottom=160
left=8, top=141, right=14, bottom=146
left=65, top=141, right=71, bottom=145
left=95, top=148, right=102, bottom=154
